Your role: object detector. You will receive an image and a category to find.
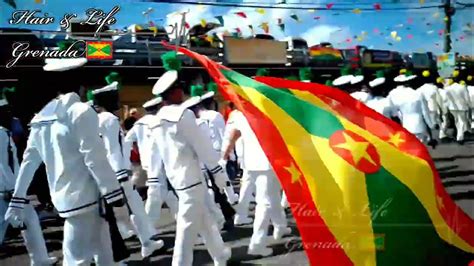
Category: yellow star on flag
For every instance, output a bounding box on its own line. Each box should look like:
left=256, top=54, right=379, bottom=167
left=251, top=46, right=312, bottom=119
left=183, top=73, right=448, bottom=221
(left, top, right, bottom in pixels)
left=200, top=19, right=207, bottom=28
left=308, top=9, right=316, bottom=13
left=334, top=132, right=376, bottom=166
left=285, top=163, right=302, bottom=185
left=388, top=132, right=405, bottom=147
left=352, top=8, right=362, bottom=14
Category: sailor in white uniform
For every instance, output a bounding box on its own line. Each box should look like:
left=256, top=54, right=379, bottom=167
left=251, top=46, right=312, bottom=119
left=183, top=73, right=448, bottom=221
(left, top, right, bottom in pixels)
left=5, top=59, right=127, bottom=265
left=0, top=87, right=57, bottom=265
left=125, top=97, right=178, bottom=223
left=417, top=70, right=446, bottom=129
left=222, top=110, right=290, bottom=257
left=198, top=91, right=238, bottom=204
left=349, top=74, right=370, bottom=103
left=149, top=69, right=231, bottom=266
left=442, top=71, right=472, bottom=144
left=388, top=73, right=435, bottom=143
left=90, top=82, right=164, bottom=259
left=466, top=75, right=474, bottom=131
left=365, top=74, right=395, bottom=118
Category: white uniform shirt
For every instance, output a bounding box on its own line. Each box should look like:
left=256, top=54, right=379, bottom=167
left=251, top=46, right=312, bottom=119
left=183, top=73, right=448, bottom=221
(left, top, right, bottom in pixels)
left=365, top=96, right=395, bottom=118
left=444, top=83, right=472, bottom=111
left=222, top=110, right=243, bottom=162
left=198, top=110, right=225, bottom=153
left=232, top=110, right=270, bottom=171
left=387, top=86, right=433, bottom=134
left=124, top=114, right=155, bottom=171
left=10, top=93, right=122, bottom=218
left=98, top=112, right=131, bottom=183
left=149, top=105, right=225, bottom=191
left=467, top=85, right=474, bottom=108
left=350, top=91, right=370, bottom=103
left=417, top=83, right=446, bottom=115
left=0, top=127, right=18, bottom=192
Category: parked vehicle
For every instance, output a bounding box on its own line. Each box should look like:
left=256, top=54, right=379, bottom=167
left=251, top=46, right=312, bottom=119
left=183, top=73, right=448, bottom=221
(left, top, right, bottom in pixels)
left=285, top=37, right=309, bottom=66
left=114, top=24, right=170, bottom=65
left=361, top=49, right=403, bottom=69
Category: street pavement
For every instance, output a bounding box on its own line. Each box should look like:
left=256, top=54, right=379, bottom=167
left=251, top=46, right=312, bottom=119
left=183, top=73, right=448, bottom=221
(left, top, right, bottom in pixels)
left=0, top=135, right=473, bottom=266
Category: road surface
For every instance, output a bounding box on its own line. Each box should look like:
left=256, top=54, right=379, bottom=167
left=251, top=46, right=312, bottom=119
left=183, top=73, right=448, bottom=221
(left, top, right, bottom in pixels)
left=1, top=135, right=473, bottom=265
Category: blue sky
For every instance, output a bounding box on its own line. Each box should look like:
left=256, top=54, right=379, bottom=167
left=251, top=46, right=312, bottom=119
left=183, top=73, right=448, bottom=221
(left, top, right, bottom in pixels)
left=1, top=0, right=473, bottom=55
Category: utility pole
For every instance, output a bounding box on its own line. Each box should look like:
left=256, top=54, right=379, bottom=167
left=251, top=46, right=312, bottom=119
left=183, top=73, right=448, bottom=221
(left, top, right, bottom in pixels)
left=443, top=0, right=455, bottom=53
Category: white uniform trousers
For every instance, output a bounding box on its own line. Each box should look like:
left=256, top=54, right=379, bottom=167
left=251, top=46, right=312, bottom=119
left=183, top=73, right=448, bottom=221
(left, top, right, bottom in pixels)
left=121, top=182, right=157, bottom=245
left=280, top=191, right=289, bottom=209
left=234, top=169, right=256, bottom=218
left=439, top=112, right=452, bottom=139
left=172, top=183, right=227, bottom=266
left=429, top=111, right=441, bottom=127
left=62, top=210, right=114, bottom=266
left=249, top=170, right=287, bottom=250
left=145, top=184, right=178, bottom=222
left=451, top=111, right=469, bottom=141
left=204, top=186, right=225, bottom=227
left=0, top=202, right=51, bottom=264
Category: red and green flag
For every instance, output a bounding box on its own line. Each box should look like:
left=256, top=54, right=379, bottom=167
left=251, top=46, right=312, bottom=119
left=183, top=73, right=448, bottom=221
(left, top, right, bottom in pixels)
left=86, top=41, right=113, bottom=59
left=164, top=43, right=474, bottom=265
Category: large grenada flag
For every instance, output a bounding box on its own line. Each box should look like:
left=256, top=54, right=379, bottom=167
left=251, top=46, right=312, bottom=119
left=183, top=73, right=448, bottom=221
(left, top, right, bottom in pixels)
left=164, top=44, right=474, bottom=265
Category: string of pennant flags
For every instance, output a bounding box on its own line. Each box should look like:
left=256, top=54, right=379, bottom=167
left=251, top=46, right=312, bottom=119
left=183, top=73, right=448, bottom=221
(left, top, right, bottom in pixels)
left=21, top=0, right=471, bottom=50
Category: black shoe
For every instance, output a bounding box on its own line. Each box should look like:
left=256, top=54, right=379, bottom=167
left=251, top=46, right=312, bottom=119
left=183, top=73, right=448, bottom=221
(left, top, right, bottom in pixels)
left=428, top=139, right=438, bottom=149
left=457, top=140, right=465, bottom=146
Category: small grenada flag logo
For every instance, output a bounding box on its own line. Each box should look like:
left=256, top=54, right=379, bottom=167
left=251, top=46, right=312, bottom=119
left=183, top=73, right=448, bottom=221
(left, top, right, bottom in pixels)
left=86, top=41, right=113, bottom=59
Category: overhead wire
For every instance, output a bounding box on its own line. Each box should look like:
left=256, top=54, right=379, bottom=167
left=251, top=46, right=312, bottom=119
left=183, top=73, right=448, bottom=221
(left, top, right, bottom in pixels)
left=141, top=0, right=444, bottom=10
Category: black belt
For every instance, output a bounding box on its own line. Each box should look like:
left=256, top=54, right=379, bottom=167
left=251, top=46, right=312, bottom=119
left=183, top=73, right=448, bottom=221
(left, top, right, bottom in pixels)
left=174, top=181, right=202, bottom=191
left=58, top=201, right=97, bottom=215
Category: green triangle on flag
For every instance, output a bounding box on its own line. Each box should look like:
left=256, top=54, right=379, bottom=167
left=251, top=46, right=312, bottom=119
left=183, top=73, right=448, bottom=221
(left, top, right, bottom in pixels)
left=87, top=44, right=98, bottom=55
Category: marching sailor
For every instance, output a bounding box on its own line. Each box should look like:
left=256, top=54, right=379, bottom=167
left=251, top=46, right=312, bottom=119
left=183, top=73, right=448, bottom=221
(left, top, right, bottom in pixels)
left=466, top=75, right=474, bottom=131
left=0, top=86, right=57, bottom=265
left=388, top=71, right=435, bottom=144
left=90, top=80, right=164, bottom=259
left=149, top=60, right=231, bottom=265
left=193, top=84, right=238, bottom=204
left=442, top=70, right=472, bottom=144
left=365, top=71, right=395, bottom=118
left=5, top=58, right=128, bottom=265
left=348, top=70, right=369, bottom=103
left=125, top=97, right=178, bottom=222
left=416, top=70, right=446, bottom=129
left=222, top=109, right=290, bottom=257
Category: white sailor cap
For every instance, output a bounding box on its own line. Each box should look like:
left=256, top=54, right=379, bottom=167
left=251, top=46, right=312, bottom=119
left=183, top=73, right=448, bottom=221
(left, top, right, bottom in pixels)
left=200, top=91, right=215, bottom=101
left=394, top=74, right=407, bottom=83
left=142, top=97, right=163, bottom=109
left=369, top=77, right=386, bottom=88
left=351, top=75, right=364, bottom=85
left=333, top=75, right=354, bottom=86
left=152, top=70, right=178, bottom=96
left=394, top=74, right=416, bottom=83
left=180, top=96, right=202, bottom=109
left=0, top=98, right=7, bottom=107
left=92, top=81, right=119, bottom=95
left=43, top=58, right=87, bottom=72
